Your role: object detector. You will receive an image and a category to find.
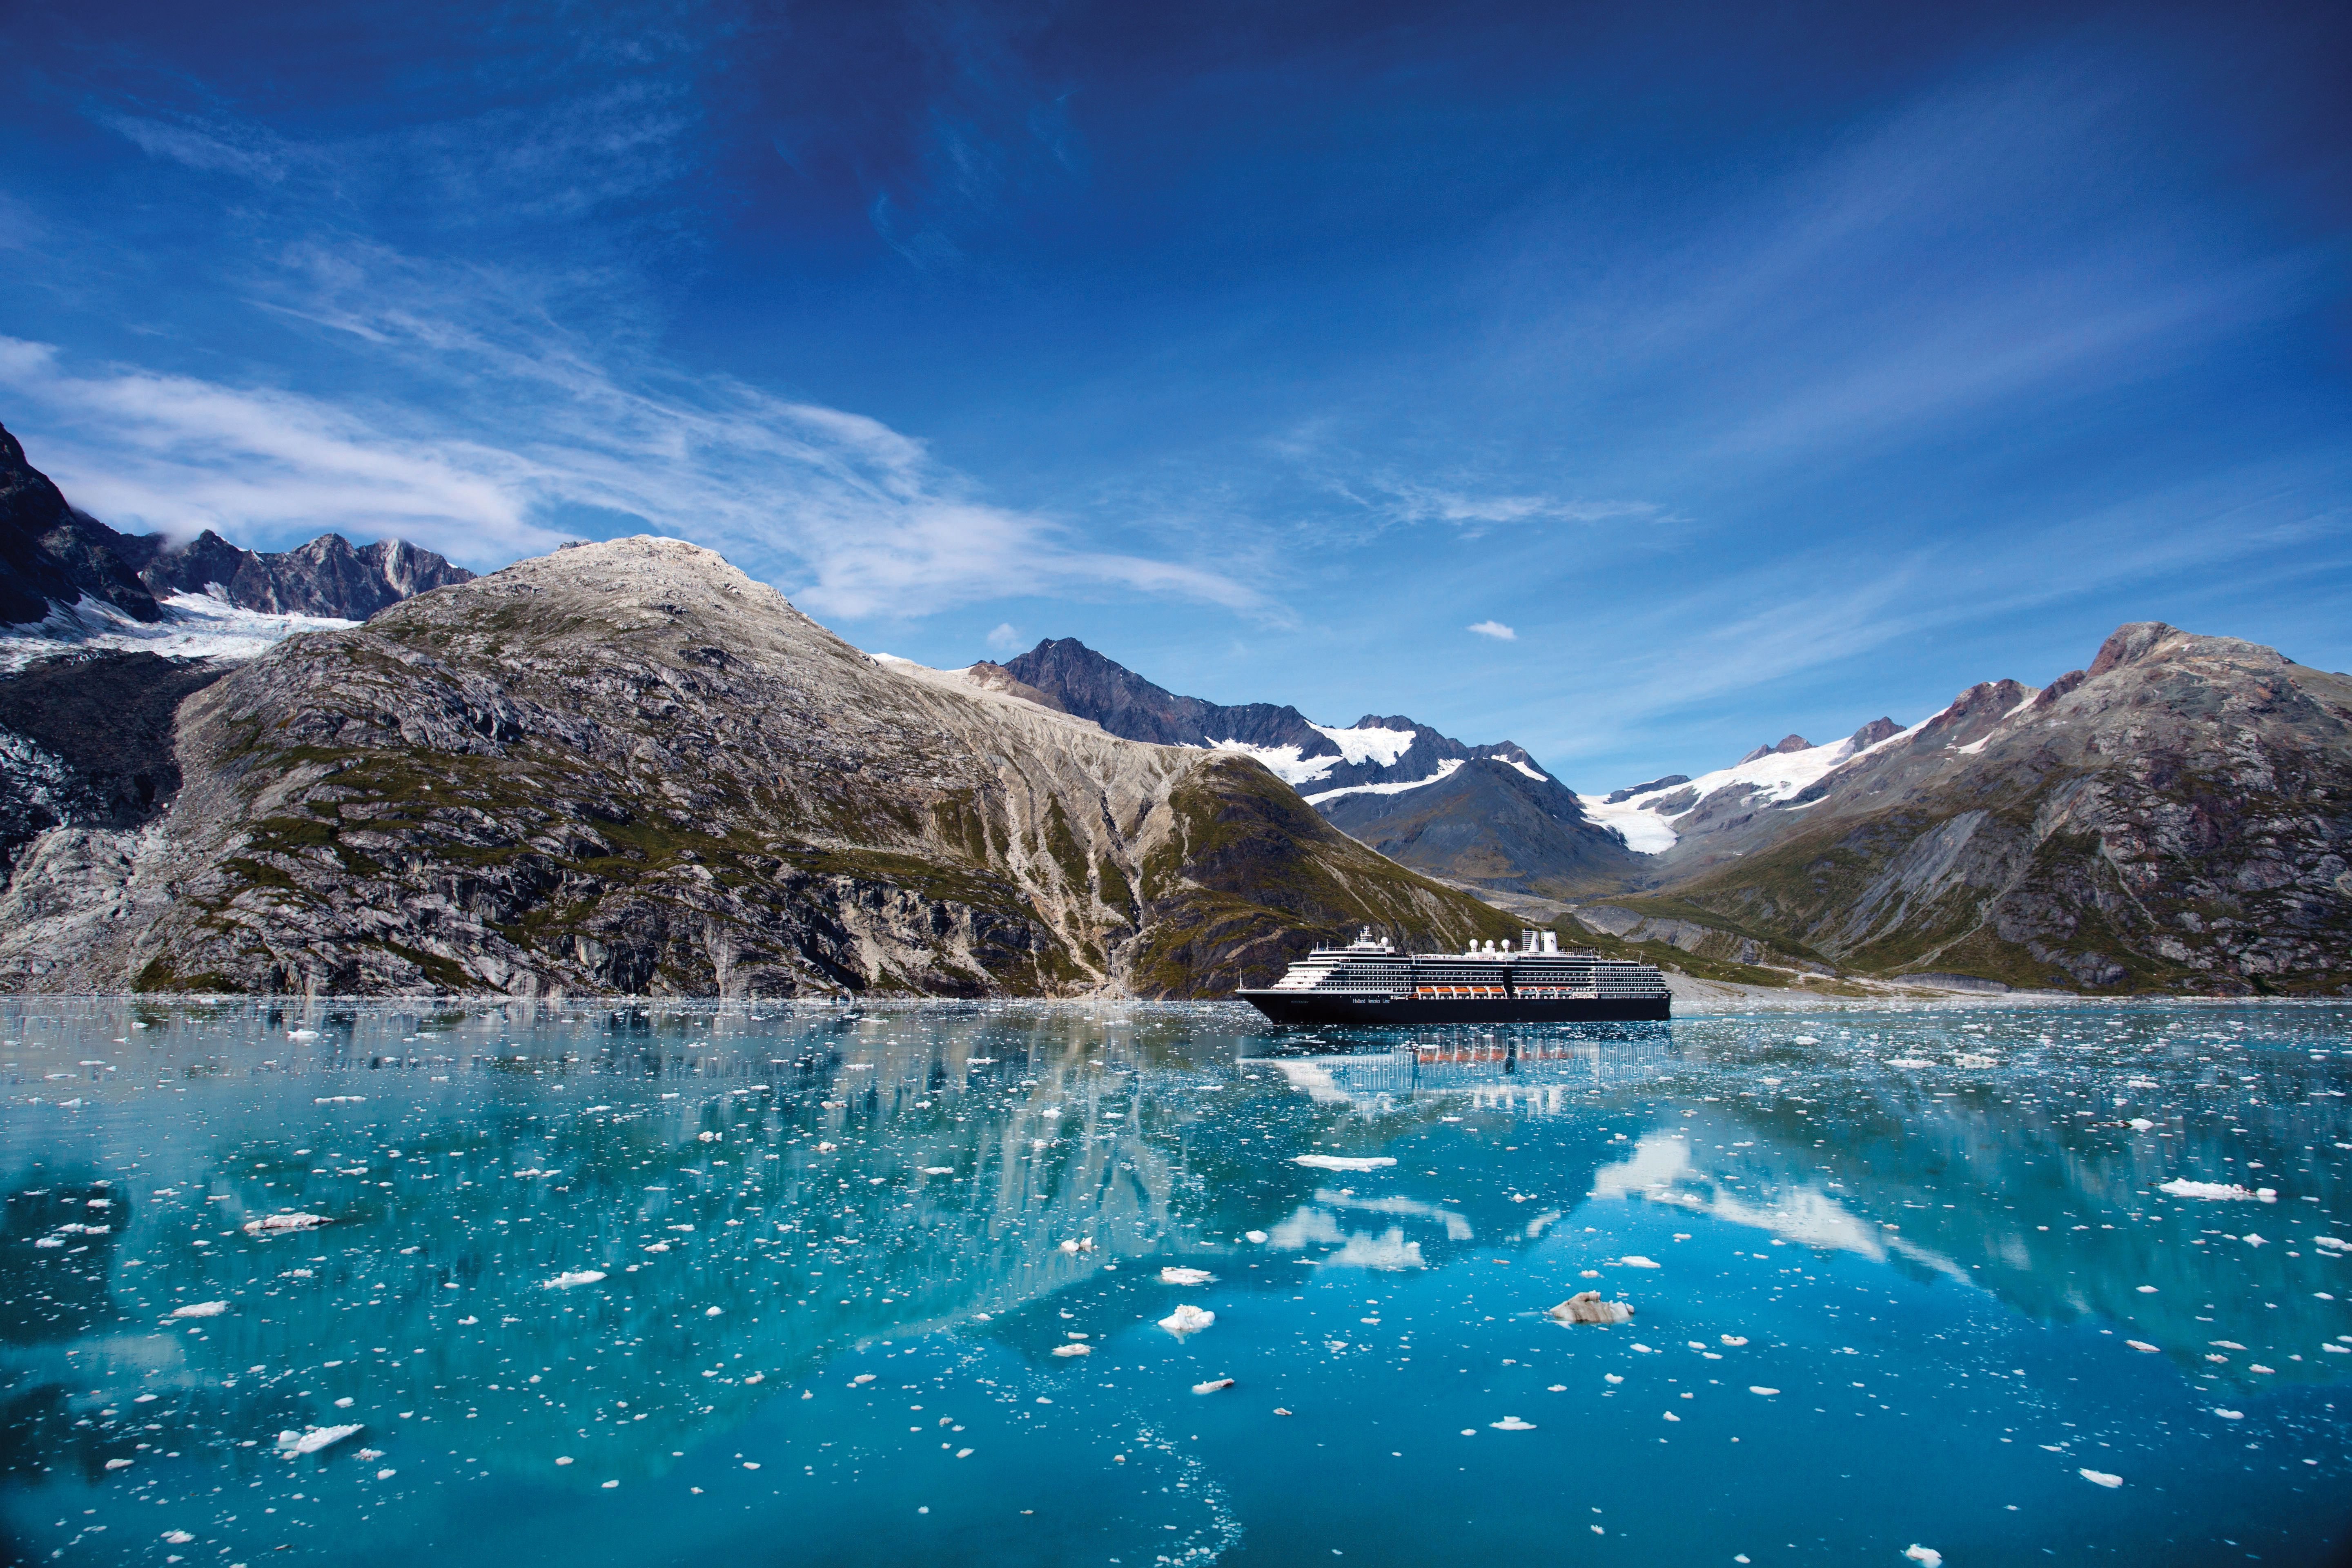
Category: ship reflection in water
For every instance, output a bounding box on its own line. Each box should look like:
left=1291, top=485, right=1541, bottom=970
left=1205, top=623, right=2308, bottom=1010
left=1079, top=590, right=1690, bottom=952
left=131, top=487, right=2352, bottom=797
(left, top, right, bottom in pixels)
left=2, top=1000, right=2347, bottom=1567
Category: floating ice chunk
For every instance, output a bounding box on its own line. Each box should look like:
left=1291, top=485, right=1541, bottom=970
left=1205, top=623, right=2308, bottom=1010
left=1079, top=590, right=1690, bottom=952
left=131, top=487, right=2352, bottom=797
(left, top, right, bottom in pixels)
left=2315, top=1236, right=2350, bottom=1251
left=287, top=1030, right=318, bottom=1040
left=243, top=1212, right=331, bottom=1234
left=705, top=1306, right=724, bottom=1316
left=1058, top=1238, right=1096, bottom=1255
left=1051, top=1343, right=1092, bottom=1358
left=1721, top=1335, right=1748, bottom=1347
left=1884, top=1058, right=1934, bottom=1069
left=1748, top=1387, right=1780, bottom=1396
left=1160, top=1267, right=1216, bottom=1286
left=1903, top=1547, right=1942, bottom=1567
left=2243, top=1234, right=2267, bottom=1247
left=1619, top=1256, right=1660, bottom=1269
left=2078, top=1468, right=2122, bottom=1488
left=1292, top=1155, right=1396, bottom=1172
left=1604, top=1374, right=1624, bottom=1385
left=2128, top=1118, right=2156, bottom=1131
left=376, top=1468, right=396, bottom=1480
left=1159, top=1304, right=1215, bottom=1336
left=922, top=1167, right=956, bottom=1176
left=1192, top=1379, right=1235, bottom=1395
left=1545, top=1292, right=1633, bottom=1325
left=816, top=1142, right=836, bottom=1153
left=162, top=1531, right=194, bottom=1544
left=1630, top=1343, right=1655, bottom=1354
left=2126, top=1340, right=2160, bottom=1353
left=1489, top=1416, right=1536, bottom=1430
left=1245, top=1231, right=1269, bottom=1245
left=1791, top=1036, right=1820, bottom=1046
left=851, top=1374, right=876, bottom=1385
left=2160, top=1180, right=2260, bottom=1200
left=105, top=1458, right=132, bottom=1470
left=2135, top=1285, right=2158, bottom=1294
left=171, top=1301, right=230, bottom=1319
left=313, top=1096, right=364, bottom=1105
left=277, top=1424, right=361, bottom=1455
left=543, top=1271, right=606, bottom=1290
left=2214, top=1409, right=2245, bottom=1420
left=642, top=1243, right=669, bottom=1254
left=33, top=1236, right=62, bottom=1248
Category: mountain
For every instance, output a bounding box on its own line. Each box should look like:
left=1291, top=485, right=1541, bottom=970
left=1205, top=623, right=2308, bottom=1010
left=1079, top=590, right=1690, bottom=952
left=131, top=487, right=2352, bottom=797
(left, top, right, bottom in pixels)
left=1584, top=623, right=2352, bottom=995
left=0, top=538, right=1518, bottom=997
left=1002, top=637, right=1639, bottom=896
left=0, top=420, right=473, bottom=636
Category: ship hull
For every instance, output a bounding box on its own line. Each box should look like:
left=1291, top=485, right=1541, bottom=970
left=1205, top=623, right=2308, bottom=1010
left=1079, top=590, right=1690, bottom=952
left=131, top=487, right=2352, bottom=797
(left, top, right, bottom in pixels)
left=1238, top=991, right=1670, bottom=1026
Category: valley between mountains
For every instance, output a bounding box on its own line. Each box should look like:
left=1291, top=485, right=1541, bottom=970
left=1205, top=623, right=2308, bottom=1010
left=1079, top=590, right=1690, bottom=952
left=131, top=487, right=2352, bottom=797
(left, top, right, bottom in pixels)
left=0, top=421, right=2345, bottom=999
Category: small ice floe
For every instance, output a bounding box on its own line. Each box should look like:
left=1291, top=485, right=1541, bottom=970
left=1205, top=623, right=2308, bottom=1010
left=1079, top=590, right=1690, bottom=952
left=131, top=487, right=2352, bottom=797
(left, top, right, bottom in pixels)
left=851, top=1373, right=876, bottom=1385
left=2242, top=1234, right=2267, bottom=1247
left=105, top=1458, right=133, bottom=1470
left=705, top=1306, right=724, bottom=1317
left=1545, top=1292, right=1633, bottom=1326
left=171, top=1301, right=229, bottom=1319
left=1051, top=1343, right=1093, bottom=1358
left=1721, top=1335, right=1748, bottom=1347
left=2314, top=1236, right=2350, bottom=1252
left=313, top=1096, right=364, bottom=1105
left=1604, top=1374, right=1624, bottom=1385
left=1245, top=1230, right=1268, bottom=1244
left=162, top=1530, right=194, bottom=1544
left=1059, top=1238, right=1097, bottom=1255
left=1791, top=1036, right=1820, bottom=1046
left=1292, top=1155, right=1396, bottom=1172
left=1192, top=1378, right=1235, bottom=1395
left=243, top=1212, right=331, bottom=1235
left=1953, top=1054, right=1998, bottom=1069
left=2126, top=1340, right=2160, bottom=1353
left=1748, top=1387, right=1780, bottom=1396
left=2135, top=1285, right=2158, bottom=1294
left=2078, top=1468, right=2123, bottom=1488
left=2160, top=1180, right=2260, bottom=1200
left=1884, top=1058, right=1934, bottom=1069
left=2214, top=1409, right=2245, bottom=1421
left=642, top=1242, right=669, bottom=1254
left=816, top=1142, right=836, bottom=1153
left=543, top=1271, right=606, bottom=1290
left=1618, top=1255, right=1661, bottom=1269
left=277, top=1424, right=361, bottom=1455
left=2128, top=1118, right=2156, bottom=1131
left=375, top=1468, right=396, bottom=1480
left=1159, top=1304, right=1215, bottom=1336
left=33, top=1236, right=62, bottom=1248
left=1160, top=1267, right=1216, bottom=1286
left=1903, top=1547, right=1942, bottom=1567
left=287, top=1030, right=318, bottom=1040
left=1489, top=1417, right=1536, bottom=1430
left=921, top=1167, right=956, bottom=1176
left=356, top=1449, right=383, bottom=1461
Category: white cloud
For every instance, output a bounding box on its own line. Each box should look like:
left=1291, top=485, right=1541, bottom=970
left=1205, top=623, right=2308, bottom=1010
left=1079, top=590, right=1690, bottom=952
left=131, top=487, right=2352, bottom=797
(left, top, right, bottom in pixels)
left=1467, top=620, right=1517, bottom=641
left=984, top=622, right=1022, bottom=653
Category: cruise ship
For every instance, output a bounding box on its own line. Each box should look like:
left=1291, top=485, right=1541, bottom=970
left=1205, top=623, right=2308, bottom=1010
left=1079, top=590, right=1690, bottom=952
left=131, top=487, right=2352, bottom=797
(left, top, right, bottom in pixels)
left=1237, top=928, right=1670, bottom=1025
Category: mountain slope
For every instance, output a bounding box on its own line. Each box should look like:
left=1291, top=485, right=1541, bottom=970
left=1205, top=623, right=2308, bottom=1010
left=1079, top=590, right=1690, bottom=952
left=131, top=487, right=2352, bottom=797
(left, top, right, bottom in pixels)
left=0, top=538, right=1515, bottom=997
left=1607, top=623, right=2352, bottom=993
left=1003, top=637, right=1638, bottom=896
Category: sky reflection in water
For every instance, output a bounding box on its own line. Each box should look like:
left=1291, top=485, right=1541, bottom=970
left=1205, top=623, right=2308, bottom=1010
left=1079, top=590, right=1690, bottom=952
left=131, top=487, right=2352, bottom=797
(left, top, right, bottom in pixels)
left=2, top=1000, right=2348, bottom=1566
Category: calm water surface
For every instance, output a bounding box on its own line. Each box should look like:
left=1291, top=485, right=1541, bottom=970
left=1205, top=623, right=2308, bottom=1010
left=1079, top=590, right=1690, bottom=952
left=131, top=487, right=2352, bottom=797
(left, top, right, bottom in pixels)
left=3, top=1000, right=2349, bottom=1567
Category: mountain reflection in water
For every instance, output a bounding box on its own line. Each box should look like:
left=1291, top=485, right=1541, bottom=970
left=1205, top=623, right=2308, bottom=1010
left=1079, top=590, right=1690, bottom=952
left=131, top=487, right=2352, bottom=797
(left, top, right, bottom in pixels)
left=2, top=1000, right=2347, bottom=1567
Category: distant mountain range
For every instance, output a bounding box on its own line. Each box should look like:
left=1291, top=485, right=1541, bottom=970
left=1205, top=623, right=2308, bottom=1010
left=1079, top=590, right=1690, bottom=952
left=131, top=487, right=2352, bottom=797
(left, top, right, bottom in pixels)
left=0, top=420, right=472, bottom=640
left=1002, top=638, right=1640, bottom=897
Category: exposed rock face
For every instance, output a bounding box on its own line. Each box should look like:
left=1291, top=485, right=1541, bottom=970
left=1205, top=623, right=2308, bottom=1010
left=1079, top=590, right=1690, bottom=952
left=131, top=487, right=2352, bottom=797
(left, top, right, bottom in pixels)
left=1318, top=757, right=1640, bottom=897
left=1736, top=734, right=1814, bottom=765
left=0, top=539, right=1514, bottom=996
left=1004, top=637, right=1635, bottom=895
left=0, top=423, right=163, bottom=625
left=133, top=530, right=474, bottom=620
left=0, top=421, right=471, bottom=628
left=1621, top=624, right=2352, bottom=993
left=0, top=653, right=228, bottom=872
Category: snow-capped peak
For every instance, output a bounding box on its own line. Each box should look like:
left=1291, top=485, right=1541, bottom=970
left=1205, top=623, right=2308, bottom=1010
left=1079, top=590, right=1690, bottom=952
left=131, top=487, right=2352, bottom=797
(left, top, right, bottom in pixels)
left=1306, top=722, right=1419, bottom=767
left=1579, top=718, right=1931, bottom=855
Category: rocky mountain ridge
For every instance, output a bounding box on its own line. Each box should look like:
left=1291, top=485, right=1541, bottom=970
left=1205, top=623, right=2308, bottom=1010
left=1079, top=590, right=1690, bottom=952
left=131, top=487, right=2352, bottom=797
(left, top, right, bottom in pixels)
left=1590, top=623, right=2352, bottom=994
left=0, top=421, right=472, bottom=631
left=1002, top=637, right=1638, bottom=896
left=0, top=538, right=1516, bottom=997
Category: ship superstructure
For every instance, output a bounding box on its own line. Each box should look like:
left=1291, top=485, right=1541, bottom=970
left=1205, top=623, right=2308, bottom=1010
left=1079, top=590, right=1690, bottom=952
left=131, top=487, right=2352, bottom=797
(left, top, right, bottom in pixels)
left=1238, top=928, right=1669, bottom=1025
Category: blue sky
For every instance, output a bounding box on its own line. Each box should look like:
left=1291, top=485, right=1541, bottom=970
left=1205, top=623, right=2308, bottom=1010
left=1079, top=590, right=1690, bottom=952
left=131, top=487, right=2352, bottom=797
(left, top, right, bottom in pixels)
left=2, top=0, right=2347, bottom=790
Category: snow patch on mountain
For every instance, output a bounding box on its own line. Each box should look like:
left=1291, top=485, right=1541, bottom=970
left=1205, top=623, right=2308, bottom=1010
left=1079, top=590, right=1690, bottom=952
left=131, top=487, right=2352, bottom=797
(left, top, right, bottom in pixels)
left=0, top=592, right=359, bottom=673
left=1582, top=718, right=1933, bottom=855
left=1305, top=757, right=1464, bottom=805
left=1307, top=723, right=1419, bottom=767
left=1203, top=741, right=1338, bottom=786
left=1501, top=756, right=1549, bottom=782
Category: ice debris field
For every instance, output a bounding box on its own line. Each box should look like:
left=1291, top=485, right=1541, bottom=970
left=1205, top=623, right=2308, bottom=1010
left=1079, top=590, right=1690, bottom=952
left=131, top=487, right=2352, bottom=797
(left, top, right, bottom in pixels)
left=2, top=998, right=2348, bottom=1566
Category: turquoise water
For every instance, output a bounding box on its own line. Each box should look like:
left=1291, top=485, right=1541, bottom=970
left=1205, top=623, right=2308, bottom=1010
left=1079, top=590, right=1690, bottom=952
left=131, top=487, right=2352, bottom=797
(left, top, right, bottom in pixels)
left=3, top=1000, right=2349, bottom=1567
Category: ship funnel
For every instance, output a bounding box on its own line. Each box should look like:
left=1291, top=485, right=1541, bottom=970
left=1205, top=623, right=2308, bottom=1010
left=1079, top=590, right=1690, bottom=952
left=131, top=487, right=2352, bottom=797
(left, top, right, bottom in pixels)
left=1543, top=930, right=1559, bottom=953
left=1519, top=928, right=1538, bottom=952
